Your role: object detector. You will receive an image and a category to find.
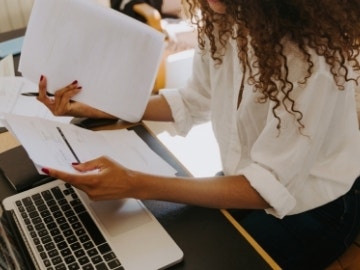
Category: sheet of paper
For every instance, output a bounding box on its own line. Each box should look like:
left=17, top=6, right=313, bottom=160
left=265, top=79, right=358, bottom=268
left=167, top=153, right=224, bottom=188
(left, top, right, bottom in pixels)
left=4, top=114, right=177, bottom=177
left=0, top=55, right=15, bottom=77
left=0, top=77, right=71, bottom=128
left=98, top=129, right=177, bottom=176
left=19, top=0, right=165, bottom=122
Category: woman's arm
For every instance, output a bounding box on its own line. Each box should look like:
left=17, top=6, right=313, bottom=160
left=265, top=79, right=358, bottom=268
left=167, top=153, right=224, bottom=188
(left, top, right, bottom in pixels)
left=42, top=156, right=270, bottom=210
left=142, top=94, right=174, bottom=121
left=136, top=170, right=270, bottom=209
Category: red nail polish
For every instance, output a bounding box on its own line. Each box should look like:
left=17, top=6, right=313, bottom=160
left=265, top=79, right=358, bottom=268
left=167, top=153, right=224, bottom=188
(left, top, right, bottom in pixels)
left=41, top=168, right=50, bottom=174
left=71, top=80, right=78, bottom=85
left=40, top=75, right=44, bottom=81
left=77, top=86, right=82, bottom=90
left=72, top=162, right=80, bottom=166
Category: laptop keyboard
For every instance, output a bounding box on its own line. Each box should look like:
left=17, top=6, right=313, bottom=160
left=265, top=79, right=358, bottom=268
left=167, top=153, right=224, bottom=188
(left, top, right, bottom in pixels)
left=15, top=183, right=125, bottom=270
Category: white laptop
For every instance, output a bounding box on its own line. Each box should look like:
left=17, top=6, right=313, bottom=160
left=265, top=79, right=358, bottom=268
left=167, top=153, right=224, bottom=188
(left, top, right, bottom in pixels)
left=1, top=179, right=183, bottom=270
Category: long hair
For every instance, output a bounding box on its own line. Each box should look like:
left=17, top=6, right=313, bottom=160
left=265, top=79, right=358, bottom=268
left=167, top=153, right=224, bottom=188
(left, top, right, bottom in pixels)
left=183, top=0, right=360, bottom=129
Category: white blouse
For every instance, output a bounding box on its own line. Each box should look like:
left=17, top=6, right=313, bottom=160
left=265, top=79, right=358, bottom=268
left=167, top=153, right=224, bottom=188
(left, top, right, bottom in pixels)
left=160, top=39, right=360, bottom=218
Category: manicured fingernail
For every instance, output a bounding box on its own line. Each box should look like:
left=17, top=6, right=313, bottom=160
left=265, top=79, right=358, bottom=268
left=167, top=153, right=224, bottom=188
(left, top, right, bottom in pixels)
left=72, top=162, right=80, bottom=166
left=71, top=80, right=78, bottom=85
left=41, top=168, right=50, bottom=174
left=77, top=86, right=82, bottom=90
left=40, top=75, right=44, bottom=81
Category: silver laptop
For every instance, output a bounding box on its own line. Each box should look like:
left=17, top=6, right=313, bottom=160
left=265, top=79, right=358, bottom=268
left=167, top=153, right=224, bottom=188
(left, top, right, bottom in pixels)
left=1, top=179, right=183, bottom=270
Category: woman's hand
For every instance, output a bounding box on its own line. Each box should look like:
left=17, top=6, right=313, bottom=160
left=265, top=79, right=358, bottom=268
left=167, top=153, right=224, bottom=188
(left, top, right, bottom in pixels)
left=37, top=75, right=82, bottom=116
left=37, top=75, right=117, bottom=119
left=42, top=156, right=138, bottom=201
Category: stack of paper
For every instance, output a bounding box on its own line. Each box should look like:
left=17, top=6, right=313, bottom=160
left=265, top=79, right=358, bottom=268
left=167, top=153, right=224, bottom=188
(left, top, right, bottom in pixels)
left=4, top=114, right=176, bottom=176
left=19, top=0, right=165, bottom=122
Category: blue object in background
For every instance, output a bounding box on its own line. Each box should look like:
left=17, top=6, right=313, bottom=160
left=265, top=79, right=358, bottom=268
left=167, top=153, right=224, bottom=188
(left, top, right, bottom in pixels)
left=0, top=36, right=24, bottom=58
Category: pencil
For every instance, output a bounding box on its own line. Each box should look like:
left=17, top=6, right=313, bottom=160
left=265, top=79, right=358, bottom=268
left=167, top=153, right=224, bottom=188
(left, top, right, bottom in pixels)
left=56, top=126, right=81, bottom=163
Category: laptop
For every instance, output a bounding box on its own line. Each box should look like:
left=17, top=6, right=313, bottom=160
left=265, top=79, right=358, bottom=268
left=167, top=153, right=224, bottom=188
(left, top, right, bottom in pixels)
left=1, top=179, right=183, bottom=270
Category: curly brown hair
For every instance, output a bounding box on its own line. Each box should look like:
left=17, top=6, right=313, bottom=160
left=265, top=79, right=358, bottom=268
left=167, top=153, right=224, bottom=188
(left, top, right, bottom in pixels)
left=183, top=0, right=360, bottom=129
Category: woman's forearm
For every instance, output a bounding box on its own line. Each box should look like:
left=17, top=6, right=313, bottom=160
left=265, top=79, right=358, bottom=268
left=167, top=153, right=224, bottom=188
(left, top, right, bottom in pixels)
left=72, top=104, right=118, bottom=119
left=142, top=95, right=174, bottom=121
left=70, top=94, right=173, bottom=121
left=134, top=172, right=270, bottom=210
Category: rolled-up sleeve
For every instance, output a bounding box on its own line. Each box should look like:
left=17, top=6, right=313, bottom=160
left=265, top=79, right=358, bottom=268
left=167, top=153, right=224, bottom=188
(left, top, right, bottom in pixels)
left=241, top=164, right=296, bottom=218
left=160, top=47, right=212, bottom=136
left=160, top=89, right=193, bottom=136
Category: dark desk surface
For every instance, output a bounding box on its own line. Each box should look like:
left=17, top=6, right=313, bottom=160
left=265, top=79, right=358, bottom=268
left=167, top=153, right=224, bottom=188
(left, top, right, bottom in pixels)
left=0, top=28, right=279, bottom=270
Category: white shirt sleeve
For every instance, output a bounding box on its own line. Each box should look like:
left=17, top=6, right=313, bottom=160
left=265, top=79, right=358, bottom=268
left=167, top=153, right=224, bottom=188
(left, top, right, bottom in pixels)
left=160, top=47, right=212, bottom=136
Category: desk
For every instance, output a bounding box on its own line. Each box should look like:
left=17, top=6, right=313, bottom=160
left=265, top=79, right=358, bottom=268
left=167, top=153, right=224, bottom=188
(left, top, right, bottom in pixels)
left=0, top=29, right=280, bottom=270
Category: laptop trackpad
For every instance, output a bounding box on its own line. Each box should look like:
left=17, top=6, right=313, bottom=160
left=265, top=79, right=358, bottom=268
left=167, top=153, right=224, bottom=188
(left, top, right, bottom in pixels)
left=89, top=199, right=152, bottom=237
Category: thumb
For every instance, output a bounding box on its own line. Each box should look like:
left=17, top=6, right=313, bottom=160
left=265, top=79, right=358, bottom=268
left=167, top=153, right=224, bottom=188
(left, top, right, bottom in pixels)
left=71, top=157, right=107, bottom=172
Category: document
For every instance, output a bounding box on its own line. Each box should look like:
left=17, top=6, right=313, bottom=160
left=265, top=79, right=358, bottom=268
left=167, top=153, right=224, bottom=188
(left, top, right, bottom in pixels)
left=4, top=114, right=177, bottom=176
left=19, top=0, right=165, bottom=122
left=0, top=77, right=71, bottom=128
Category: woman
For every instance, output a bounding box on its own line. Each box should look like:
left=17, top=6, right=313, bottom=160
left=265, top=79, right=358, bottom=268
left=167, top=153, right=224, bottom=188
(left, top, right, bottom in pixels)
left=110, top=0, right=181, bottom=22
left=38, top=0, right=360, bottom=269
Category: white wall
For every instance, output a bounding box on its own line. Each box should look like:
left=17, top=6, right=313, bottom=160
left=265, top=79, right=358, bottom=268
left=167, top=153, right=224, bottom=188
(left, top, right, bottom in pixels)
left=0, top=0, right=34, bottom=33
left=0, top=0, right=110, bottom=33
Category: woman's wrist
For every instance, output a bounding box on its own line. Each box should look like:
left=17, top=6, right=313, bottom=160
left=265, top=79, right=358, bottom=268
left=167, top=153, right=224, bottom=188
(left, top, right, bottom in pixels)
left=69, top=102, right=117, bottom=119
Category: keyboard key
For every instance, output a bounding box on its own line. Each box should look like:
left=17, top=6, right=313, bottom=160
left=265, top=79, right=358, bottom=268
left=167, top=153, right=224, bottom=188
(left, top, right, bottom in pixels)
left=56, top=241, right=68, bottom=250
left=95, top=262, right=108, bottom=270
left=98, top=244, right=111, bottom=255
left=79, top=256, right=90, bottom=265
left=104, top=253, right=116, bottom=262
left=65, top=255, right=76, bottom=264
left=48, top=249, right=59, bottom=258
left=51, top=186, right=65, bottom=200
left=108, top=259, right=122, bottom=269
left=78, top=212, right=106, bottom=246
left=74, top=249, right=86, bottom=258
left=69, top=262, right=80, bottom=270
left=60, top=248, right=72, bottom=257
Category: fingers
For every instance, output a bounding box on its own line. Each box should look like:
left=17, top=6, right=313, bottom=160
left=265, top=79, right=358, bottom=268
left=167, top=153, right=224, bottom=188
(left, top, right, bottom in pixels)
left=41, top=156, right=125, bottom=201
left=37, top=75, right=52, bottom=103
left=41, top=167, right=81, bottom=185
left=71, top=157, right=106, bottom=172
left=41, top=156, right=109, bottom=183
left=54, top=80, right=81, bottom=100
left=37, top=75, right=82, bottom=116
